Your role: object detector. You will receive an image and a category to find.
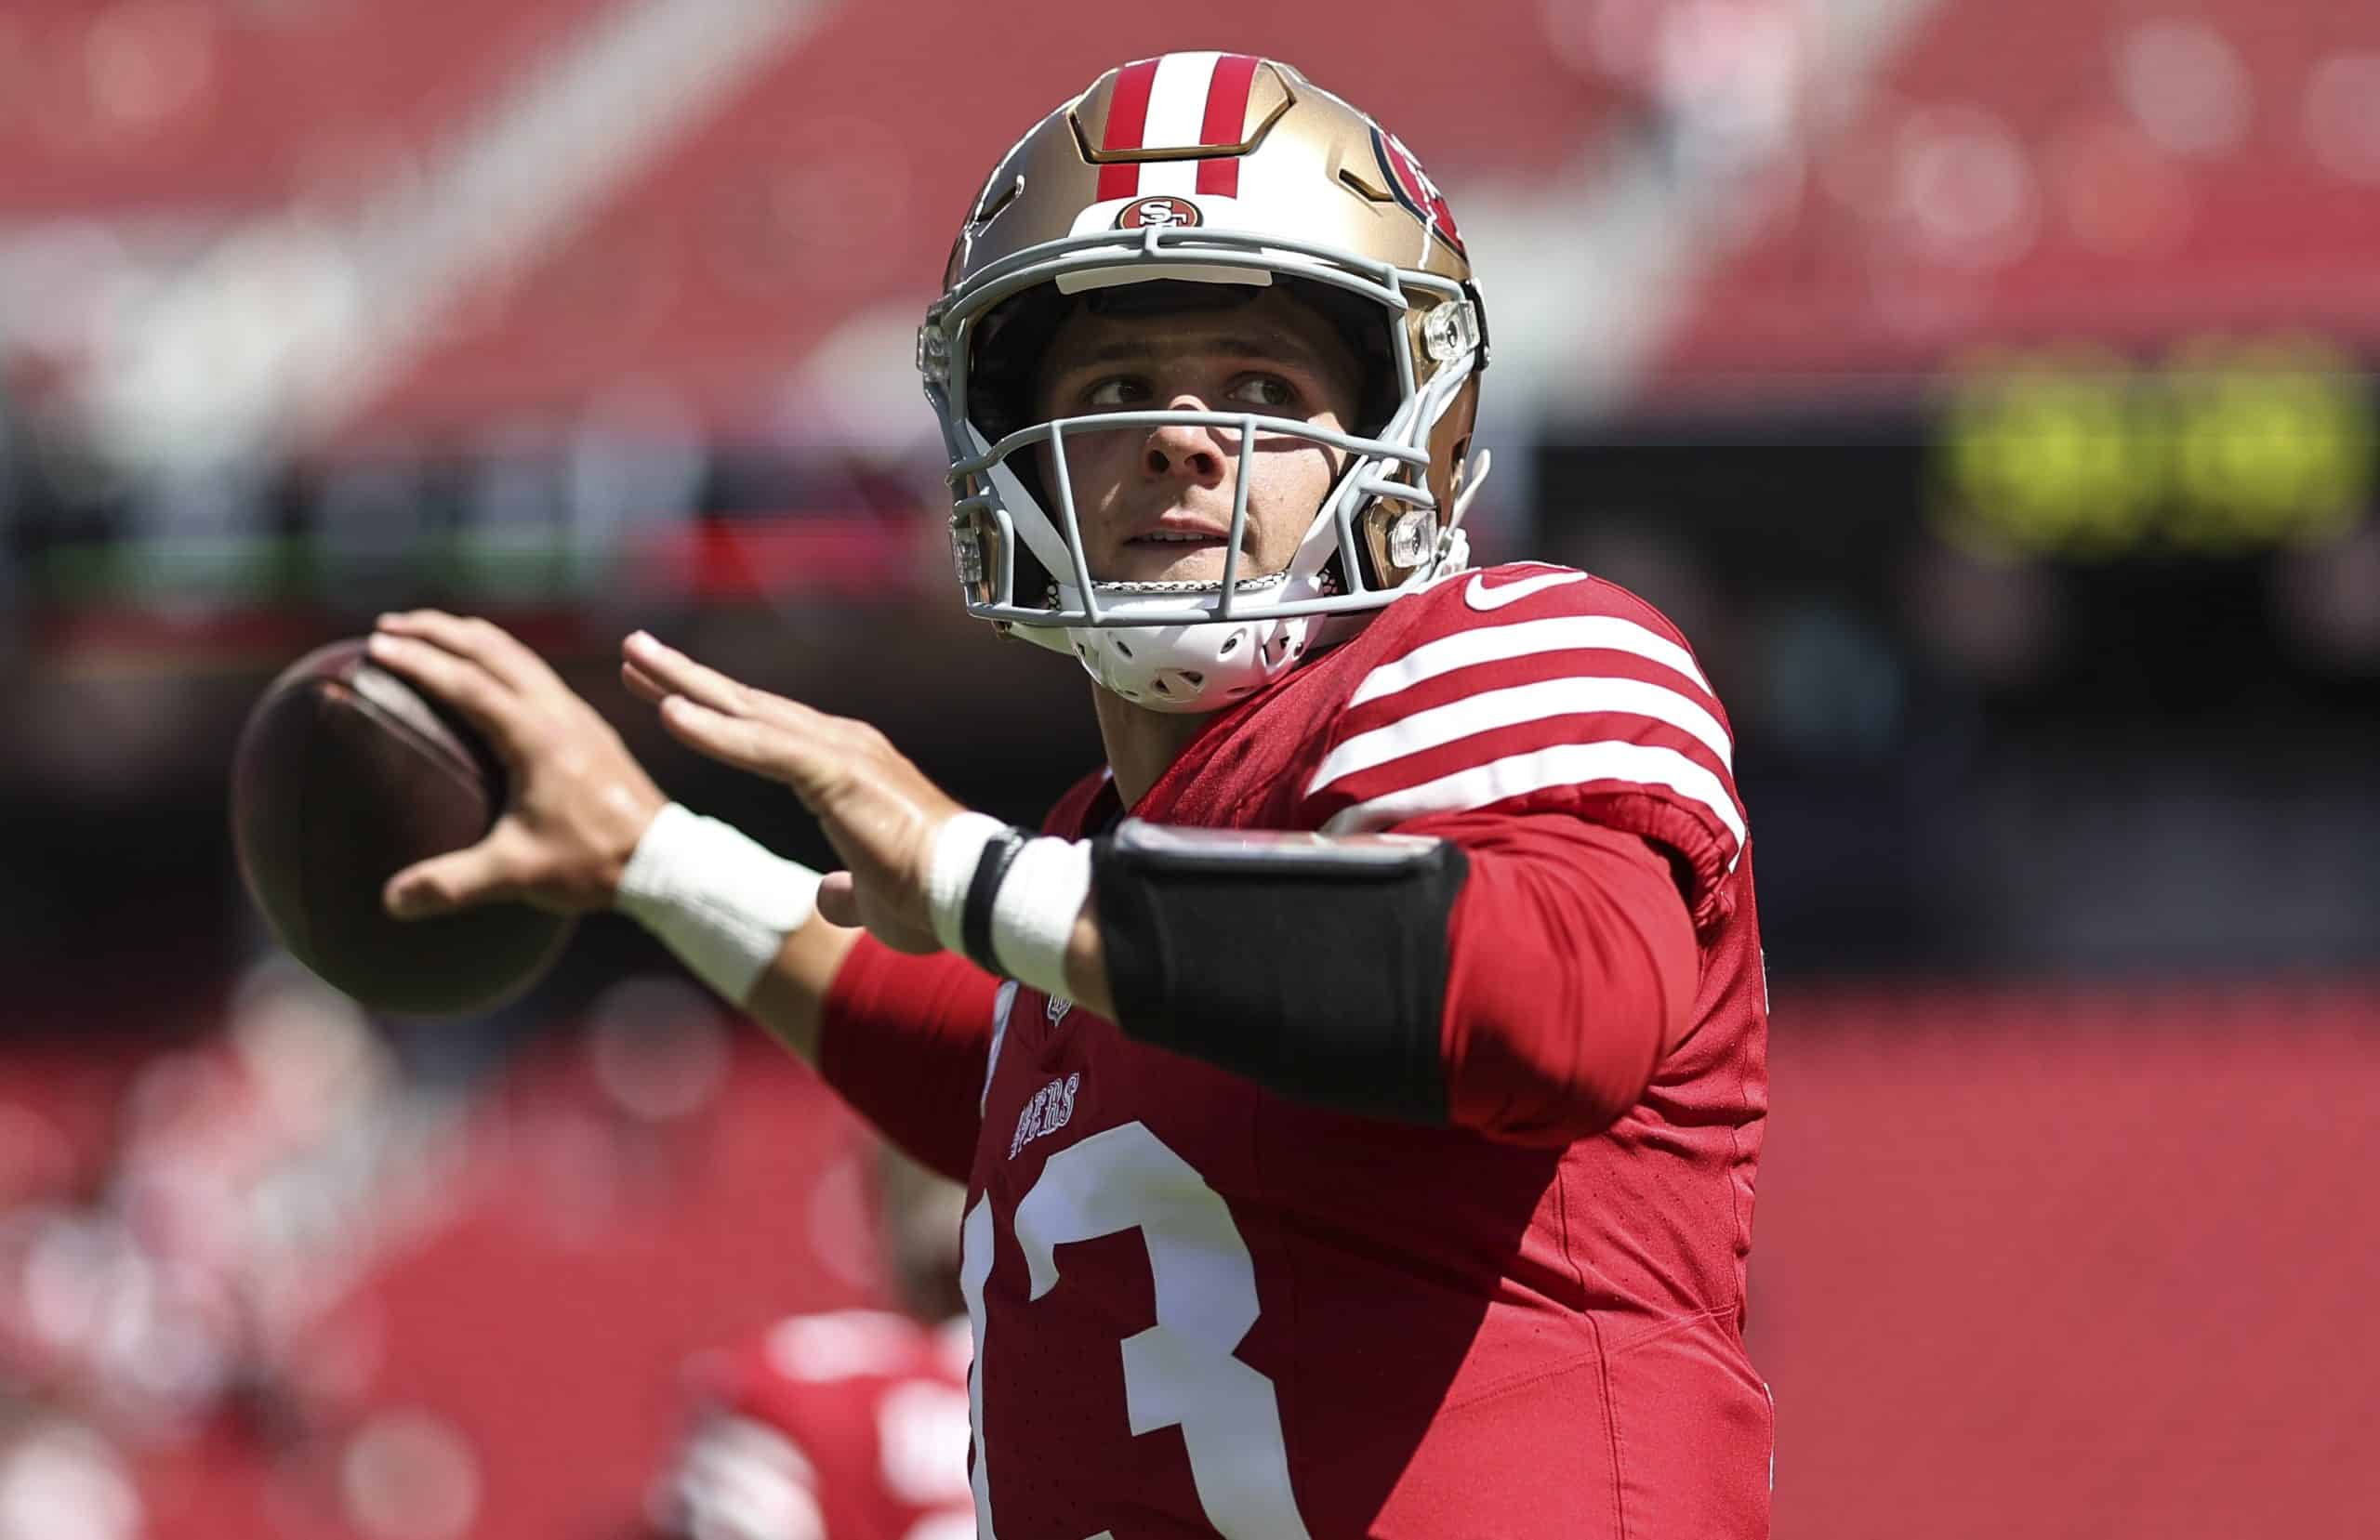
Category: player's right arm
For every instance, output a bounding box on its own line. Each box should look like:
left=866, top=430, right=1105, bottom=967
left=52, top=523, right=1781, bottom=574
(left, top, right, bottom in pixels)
left=358, top=611, right=849, bottom=1061
left=362, top=612, right=994, bottom=1180
left=737, top=911, right=863, bottom=1065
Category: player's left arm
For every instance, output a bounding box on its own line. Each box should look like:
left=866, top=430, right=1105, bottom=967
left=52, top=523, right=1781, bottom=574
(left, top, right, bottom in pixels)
left=1060, top=808, right=1699, bottom=1140
left=1409, top=809, right=1701, bottom=1142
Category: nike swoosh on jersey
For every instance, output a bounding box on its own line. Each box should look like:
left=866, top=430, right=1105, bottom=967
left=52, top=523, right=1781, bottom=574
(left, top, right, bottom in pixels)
left=1464, top=570, right=1588, bottom=611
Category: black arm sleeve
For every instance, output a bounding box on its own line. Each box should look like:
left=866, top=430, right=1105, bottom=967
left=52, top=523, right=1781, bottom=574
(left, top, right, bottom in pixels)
left=1091, top=822, right=1467, bottom=1125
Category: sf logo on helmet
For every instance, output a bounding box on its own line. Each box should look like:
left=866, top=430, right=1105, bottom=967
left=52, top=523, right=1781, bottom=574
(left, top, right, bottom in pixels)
left=1116, top=195, right=1204, bottom=230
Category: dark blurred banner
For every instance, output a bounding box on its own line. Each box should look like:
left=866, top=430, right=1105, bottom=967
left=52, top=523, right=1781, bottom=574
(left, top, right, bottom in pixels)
left=1542, top=343, right=2380, bottom=972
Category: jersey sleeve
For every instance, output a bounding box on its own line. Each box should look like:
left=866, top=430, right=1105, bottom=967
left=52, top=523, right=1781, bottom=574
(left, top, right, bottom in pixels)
left=814, top=766, right=1113, bottom=1183
left=1298, top=568, right=1747, bottom=934
left=1413, top=809, right=1700, bottom=1144
left=815, top=938, right=1000, bottom=1185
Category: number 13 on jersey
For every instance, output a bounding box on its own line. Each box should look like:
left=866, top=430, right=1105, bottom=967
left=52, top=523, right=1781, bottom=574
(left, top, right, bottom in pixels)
left=959, top=1121, right=1314, bottom=1539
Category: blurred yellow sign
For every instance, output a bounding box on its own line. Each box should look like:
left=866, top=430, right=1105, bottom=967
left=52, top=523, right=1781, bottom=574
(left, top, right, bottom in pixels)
left=1935, top=338, right=2373, bottom=558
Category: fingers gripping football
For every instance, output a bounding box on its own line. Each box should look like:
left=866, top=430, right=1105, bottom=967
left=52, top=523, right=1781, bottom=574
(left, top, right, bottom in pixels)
left=382, top=822, right=539, bottom=915
left=366, top=612, right=668, bottom=918
left=622, top=632, right=957, bottom=954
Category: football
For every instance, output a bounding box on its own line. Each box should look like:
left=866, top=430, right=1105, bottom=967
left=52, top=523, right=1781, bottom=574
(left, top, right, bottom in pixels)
left=231, top=638, right=575, bottom=1017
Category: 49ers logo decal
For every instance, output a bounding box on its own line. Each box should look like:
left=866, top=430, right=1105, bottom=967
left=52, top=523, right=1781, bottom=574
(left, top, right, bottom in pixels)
left=1116, top=194, right=1203, bottom=230
left=1372, top=125, right=1464, bottom=256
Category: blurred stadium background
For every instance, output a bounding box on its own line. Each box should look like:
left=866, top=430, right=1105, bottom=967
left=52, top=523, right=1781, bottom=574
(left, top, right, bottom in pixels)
left=0, top=0, right=2373, bottom=1534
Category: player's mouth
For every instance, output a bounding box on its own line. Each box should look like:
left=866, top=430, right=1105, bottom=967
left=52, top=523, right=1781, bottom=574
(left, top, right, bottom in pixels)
left=1123, top=514, right=1234, bottom=550
left=1091, top=507, right=1267, bottom=585
left=1123, top=533, right=1229, bottom=561
left=1121, top=533, right=1226, bottom=577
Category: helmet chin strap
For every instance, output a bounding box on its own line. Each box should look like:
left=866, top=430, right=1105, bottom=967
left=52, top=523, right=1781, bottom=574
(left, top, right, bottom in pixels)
left=1449, top=446, right=1492, bottom=536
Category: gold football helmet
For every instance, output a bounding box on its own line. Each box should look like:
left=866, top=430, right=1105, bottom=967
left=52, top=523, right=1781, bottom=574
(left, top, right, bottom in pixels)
left=919, top=53, right=1490, bottom=711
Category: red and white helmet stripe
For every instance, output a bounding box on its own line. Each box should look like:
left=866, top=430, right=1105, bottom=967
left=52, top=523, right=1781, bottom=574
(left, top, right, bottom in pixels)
left=1096, top=52, right=1263, bottom=201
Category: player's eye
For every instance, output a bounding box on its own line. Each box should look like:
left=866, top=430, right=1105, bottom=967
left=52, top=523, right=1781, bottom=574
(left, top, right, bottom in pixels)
left=1083, top=377, right=1150, bottom=409
left=1227, top=375, right=1299, bottom=411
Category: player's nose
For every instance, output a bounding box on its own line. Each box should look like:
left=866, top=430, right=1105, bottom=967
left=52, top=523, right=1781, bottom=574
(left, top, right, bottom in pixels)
left=1143, top=397, right=1228, bottom=484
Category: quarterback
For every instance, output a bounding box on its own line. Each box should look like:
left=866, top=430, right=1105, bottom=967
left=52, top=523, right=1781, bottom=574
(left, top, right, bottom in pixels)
left=367, top=54, right=1771, bottom=1538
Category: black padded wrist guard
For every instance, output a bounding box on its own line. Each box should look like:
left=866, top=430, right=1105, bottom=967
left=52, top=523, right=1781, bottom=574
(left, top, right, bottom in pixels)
left=1091, top=820, right=1465, bottom=1125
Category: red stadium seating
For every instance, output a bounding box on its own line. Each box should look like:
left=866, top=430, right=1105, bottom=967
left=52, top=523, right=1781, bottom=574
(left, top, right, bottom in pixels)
left=341, top=0, right=1619, bottom=439
left=4, top=981, right=2373, bottom=1536
left=1754, top=979, right=2380, bottom=1537
left=0, top=0, right=614, bottom=213
left=1654, top=0, right=2380, bottom=388
left=0, top=0, right=2369, bottom=428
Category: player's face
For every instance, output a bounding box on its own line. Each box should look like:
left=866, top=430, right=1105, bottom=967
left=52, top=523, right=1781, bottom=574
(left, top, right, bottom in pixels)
left=1033, top=288, right=1364, bottom=586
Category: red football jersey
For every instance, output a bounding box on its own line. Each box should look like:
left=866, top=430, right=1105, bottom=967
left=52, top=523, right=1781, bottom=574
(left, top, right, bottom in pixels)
left=655, top=1310, right=975, bottom=1540
left=943, top=566, right=1772, bottom=1538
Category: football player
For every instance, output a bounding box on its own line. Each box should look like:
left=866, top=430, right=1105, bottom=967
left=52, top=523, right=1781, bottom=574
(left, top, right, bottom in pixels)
left=647, top=1150, right=973, bottom=1540
left=365, top=53, right=1771, bottom=1537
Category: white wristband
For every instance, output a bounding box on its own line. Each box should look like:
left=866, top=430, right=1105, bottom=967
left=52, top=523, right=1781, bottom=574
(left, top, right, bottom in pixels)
left=615, top=803, right=822, bottom=1007
left=924, top=813, right=1091, bottom=1000
left=990, top=836, right=1092, bottom=1000
left=926, top=812, right=1008, bottom=957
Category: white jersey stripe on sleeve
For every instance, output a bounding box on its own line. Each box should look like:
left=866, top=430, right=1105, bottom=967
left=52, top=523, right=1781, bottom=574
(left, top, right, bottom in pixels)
left=1316, top=740, right=1748, bottom=862
left=1308, top=675, right=1735, bottom=796
left=1348, top=614, right=1714, bottom=709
